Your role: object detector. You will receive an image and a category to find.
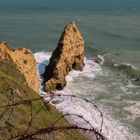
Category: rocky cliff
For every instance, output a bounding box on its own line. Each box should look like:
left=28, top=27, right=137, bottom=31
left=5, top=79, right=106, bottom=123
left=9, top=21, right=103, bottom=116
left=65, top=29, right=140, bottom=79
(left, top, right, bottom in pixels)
left=0, top=42, right=39, bottom=92
left=43, top=21, right=85, bottom=92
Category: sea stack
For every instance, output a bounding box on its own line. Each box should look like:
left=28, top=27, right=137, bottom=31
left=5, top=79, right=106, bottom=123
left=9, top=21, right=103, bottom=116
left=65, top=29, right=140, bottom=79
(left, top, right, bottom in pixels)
left=43, top=21, right=85, bottom=92
left=0, top=42, right=39, bottom=92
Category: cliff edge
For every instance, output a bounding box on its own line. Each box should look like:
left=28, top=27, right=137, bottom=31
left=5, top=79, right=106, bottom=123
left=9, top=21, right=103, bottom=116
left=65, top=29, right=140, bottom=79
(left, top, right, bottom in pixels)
left=0, top=42, right=39, bottom=92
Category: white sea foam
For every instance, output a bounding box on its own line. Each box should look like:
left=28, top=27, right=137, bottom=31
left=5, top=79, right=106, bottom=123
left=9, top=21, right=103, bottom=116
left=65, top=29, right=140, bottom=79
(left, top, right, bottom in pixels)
left=34, top=51, right=138, bottom=140
left=34, top=51, right=51, bottom=64
left=52, top=90, right=130, bottom=140
left=66, top=57, right=103, bottom=81
left=124, top=102, right=140, bottom=117
left=34, top=51, right=51, bottom=82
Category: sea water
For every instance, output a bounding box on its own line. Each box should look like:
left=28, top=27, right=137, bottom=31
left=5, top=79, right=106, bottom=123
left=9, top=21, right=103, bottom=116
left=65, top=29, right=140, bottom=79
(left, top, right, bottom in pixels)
left=0, top=0, right=140, bottom=139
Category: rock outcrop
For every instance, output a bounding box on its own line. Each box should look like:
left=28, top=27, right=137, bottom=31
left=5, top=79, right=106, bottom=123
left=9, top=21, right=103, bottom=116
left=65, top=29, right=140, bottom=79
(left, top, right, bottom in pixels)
left=0, top=42, right=39, bottom=92
left=43, top=21, right=85, bottom=92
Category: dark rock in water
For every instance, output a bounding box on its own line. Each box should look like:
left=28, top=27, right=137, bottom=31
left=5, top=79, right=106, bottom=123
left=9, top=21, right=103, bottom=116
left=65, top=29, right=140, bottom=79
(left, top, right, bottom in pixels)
left=115, top=53, right=120, bottom=56
left=93, top=55, right=104, bottom=65
left=43, top=21, right=85, bottom=92
left=135, top=78, right=139, bottom=81
left=51, top=100, right=61, bottom=104
left=94, top=58, right=102, bottom=64
left=132, top=78, right=139, bottom=82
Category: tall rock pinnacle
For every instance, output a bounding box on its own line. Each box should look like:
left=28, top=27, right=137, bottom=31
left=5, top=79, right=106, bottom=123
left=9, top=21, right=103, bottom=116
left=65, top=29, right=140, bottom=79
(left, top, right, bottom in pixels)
left=43, top=21, right=85, bottom=92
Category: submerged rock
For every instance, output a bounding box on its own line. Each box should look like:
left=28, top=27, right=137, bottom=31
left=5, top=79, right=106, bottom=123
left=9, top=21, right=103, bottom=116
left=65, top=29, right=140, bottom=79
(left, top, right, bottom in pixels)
left=43, top=21, right=85, bottom=92
left=0, top=42, right=39, bottom=92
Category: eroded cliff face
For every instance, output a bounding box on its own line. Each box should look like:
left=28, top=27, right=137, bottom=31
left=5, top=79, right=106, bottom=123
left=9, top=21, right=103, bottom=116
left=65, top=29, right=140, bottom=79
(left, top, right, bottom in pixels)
left=0, top=42, right=39, bottom=92
left=43, top=21, right=85, bottom=92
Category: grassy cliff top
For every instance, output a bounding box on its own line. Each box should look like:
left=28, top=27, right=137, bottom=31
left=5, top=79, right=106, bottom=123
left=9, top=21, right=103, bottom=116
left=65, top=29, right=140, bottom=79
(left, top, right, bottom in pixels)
left=0, top=59, right=88, bottom=140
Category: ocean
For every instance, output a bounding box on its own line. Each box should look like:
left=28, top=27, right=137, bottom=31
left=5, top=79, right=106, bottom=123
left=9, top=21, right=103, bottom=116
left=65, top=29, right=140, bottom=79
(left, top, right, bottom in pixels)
left=0, top=0, right=140, bottom=139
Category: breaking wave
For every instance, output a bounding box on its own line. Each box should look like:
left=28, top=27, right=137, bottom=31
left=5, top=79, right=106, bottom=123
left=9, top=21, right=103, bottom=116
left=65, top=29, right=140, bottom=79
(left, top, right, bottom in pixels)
left=113, top=62, right=140, bottom=80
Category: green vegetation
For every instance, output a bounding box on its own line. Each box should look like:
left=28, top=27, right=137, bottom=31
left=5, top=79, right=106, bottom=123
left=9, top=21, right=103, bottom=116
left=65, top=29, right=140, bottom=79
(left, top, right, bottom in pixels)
left=0, top=59, right=88, bottom=140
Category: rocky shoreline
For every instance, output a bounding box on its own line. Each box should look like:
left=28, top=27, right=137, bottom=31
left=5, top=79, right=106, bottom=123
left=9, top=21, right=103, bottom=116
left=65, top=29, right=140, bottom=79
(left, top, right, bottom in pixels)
left=0, top=21, right=85, bottom=94
left=0, top=22, right=89, bottom=140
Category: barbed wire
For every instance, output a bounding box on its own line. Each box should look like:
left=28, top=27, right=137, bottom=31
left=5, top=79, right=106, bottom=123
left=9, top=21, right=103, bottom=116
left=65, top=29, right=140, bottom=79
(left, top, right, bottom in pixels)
left=0, top=86, right=107, bottom=140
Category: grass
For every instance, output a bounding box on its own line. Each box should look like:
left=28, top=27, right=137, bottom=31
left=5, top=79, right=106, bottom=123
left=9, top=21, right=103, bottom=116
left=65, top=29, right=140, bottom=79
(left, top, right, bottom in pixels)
left=0, top=59, right=88, bottom=140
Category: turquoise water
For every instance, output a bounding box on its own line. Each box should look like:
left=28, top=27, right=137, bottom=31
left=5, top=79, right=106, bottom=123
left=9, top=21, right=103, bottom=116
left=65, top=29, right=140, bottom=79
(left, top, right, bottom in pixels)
left=0, top=0, right=140, bottom=52
left=0, top=0, right=140, bottom=139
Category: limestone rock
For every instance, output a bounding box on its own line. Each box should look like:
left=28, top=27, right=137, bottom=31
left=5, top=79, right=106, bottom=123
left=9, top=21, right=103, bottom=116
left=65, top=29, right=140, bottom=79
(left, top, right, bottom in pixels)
left=43, top=21, right=85, bottom=92
left=0, top=42, right=39, bottom=92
